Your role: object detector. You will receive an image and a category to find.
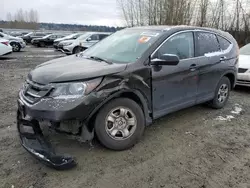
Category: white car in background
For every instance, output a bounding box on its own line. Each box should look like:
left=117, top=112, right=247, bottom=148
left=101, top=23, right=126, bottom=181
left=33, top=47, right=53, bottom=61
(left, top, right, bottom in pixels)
left=58, top=32, right=111, bottom=55
left=0, top=32, right=26, bottom=52
left=237, top=44, right=250, bottom=86
left=0, top=39, right=12, bottom=56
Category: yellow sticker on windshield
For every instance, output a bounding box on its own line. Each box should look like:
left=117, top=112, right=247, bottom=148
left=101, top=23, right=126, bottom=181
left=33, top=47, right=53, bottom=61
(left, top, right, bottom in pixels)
left=138, top=36, right=151, bottom=43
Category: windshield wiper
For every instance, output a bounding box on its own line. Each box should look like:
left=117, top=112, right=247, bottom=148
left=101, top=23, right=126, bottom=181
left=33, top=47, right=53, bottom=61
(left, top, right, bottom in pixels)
left=89, top=56, right=113, bottom=64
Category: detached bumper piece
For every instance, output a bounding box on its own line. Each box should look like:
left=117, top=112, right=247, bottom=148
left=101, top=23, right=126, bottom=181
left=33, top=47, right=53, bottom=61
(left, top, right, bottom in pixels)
left=17, top=111, right=77, bottom=170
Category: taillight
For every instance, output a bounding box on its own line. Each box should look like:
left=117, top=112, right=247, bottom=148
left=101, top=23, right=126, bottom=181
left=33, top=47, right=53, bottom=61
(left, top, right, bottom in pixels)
left=1, top=41, right=8, bottom=46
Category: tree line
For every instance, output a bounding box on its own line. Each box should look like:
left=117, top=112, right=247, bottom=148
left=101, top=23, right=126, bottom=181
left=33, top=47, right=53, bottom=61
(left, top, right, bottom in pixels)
left=0, top=8, right=123, bottom=32
left=117, top=0, right=250, bottom=45
left=5, top=9, right=39, bottom=29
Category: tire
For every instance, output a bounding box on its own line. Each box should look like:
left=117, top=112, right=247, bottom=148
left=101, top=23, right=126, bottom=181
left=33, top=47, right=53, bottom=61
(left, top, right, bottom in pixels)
left=95, top=98, right=145, bottom=151
left=39, top=42, right=45, bottom=47
left=73, top=46, right=81, bottom=54
left=11, top=42, right=21, bottom=52
left=209, top=77, right=231, bottom=109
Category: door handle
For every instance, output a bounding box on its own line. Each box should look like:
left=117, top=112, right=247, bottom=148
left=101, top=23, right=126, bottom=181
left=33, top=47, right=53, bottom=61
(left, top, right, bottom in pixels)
left=189, top=64, right=197, bottom=71
left=220, top=56, right=226, bottom=62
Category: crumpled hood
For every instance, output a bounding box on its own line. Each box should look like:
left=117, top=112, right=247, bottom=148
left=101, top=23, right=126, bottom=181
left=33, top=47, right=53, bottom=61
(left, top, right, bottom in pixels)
left=29, top=55, right=127, bottom=84
left=239, top=55, right=250, bottom=69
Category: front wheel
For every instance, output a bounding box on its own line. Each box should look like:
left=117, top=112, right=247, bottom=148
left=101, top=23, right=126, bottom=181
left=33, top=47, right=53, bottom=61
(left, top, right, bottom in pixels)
left=209, top=77, right=231, bottom=109
left=73, top=46, right=81, bottom=54
left=95, top=98, right=145, bottom=151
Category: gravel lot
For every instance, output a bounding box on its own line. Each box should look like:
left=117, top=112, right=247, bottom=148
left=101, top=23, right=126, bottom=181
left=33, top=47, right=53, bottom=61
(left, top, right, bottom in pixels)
left=0, top=46, right=250, bottom=188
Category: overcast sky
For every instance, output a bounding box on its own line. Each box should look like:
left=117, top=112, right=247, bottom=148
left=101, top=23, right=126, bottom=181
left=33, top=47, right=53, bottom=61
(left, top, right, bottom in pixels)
left=2, top=0, right=124, bottom=26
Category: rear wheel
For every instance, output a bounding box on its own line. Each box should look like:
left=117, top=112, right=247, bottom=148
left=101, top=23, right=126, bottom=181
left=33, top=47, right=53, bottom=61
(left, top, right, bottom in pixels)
left=39, top=42, right=45, bottom=47
left=209, top=77, right=231, bottom=109
left=11, top=42, right=21, bottom=52
left=94, top=98, right=145, bottom=151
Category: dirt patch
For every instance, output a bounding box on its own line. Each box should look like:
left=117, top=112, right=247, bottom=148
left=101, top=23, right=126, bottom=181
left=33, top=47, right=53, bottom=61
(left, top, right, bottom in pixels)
left=1, top=47, right=250, bottom=188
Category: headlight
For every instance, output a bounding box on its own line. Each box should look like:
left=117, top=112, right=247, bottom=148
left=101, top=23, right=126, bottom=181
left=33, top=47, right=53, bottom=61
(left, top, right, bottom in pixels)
left=63, top=42, right=72, bottom=46
left=50, top=78, right=102, bottom=99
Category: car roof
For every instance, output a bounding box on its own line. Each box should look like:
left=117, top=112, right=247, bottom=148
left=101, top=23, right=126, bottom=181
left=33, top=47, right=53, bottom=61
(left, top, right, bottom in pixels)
left=127, top=25, right=234, bottom=42
left=87, top=32, right=112, bottom=35
left=129, top=25, right=222, bottom=32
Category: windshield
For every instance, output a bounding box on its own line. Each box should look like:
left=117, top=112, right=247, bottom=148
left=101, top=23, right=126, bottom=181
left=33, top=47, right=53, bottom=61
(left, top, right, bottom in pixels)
left=43, top=34, right=51, bottom=39
left=240, top=44, right=250, bottom=55
left=77, top=33, right=91, bottom=40
left=64, top=33, right=80, bottom=39
left=83, top=29, right=161, bottom=64
left=24, top=32, right=33, bottom=37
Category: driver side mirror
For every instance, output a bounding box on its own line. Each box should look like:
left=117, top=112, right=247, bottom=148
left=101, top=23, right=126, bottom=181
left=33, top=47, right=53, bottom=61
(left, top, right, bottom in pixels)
left=86, top=38, right=91, bottom=42
left=151, top=54, right=180, bottom=66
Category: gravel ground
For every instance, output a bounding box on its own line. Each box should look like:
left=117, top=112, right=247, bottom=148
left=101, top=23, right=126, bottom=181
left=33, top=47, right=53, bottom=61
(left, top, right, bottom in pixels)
left=0, top=46, right=250, bottom=188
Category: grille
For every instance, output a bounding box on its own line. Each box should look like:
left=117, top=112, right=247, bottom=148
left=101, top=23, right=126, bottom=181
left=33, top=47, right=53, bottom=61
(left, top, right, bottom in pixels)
left=238, top=68, right=248, bottom=73
left=21, top=80, right=52, bottom=104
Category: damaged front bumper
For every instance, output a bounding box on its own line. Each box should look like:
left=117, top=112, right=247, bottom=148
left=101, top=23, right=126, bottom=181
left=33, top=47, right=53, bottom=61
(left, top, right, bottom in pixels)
left=17, top=101, right=77, bottom=170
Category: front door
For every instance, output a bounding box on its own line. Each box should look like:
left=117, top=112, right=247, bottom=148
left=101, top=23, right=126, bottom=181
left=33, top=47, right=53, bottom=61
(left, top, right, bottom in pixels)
left=152, top=31, right=199, bottom=119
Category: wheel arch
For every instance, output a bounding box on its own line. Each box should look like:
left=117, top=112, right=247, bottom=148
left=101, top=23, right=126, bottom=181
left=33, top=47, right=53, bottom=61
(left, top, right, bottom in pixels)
left=223, top=71, right=236, bottom=89
left=86, top=90, right=152, bottom=131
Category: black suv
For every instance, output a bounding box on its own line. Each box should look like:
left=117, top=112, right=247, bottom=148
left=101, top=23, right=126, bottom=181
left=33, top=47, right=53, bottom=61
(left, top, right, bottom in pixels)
left=31, top=34, right=66, bottom=47
left=17, top=26, right=238, bottom=169
left=21, top=32, right=49, bottom=43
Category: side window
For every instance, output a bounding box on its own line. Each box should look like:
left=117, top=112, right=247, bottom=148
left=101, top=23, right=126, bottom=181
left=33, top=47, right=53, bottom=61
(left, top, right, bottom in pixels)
left=157, top=32, right=194, bottom=60
left=99, top=34, right=108, bottom=40
left=196, top=32, right=220, bottom=56
left=217, top=35, right=231, bottom=51
left=90, top=34, right=99, bottom=41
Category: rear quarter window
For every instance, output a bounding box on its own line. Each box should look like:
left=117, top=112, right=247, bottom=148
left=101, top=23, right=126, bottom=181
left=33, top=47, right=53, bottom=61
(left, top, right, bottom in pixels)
left=196, top=32, right=220, bottom=56
left=217, top=35, right=231, bottom=50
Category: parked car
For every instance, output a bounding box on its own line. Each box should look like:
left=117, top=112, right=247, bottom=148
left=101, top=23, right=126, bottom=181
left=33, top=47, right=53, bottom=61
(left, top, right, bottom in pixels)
left=59, top=32, right=110, bottom=54
left=31, top=34, right=66, bottom=47
left=0, top=32, right=26, bottom=52
left=21, top=32, right=49, bottom=43
left=0, top=39, right=12, bottom=56
left=53, top=33, right=84, bottom=50
left=237, top=44, right=250, bottom=86
left=10, top=31, right=29, bottom=37
left=17, top=26, right=238, bottom=169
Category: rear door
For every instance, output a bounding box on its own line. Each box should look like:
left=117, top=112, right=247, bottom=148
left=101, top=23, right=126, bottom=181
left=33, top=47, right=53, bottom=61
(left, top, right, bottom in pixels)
left=152, top=31, right=199, bottom=118
left=195, top=31, right=226, bottom=103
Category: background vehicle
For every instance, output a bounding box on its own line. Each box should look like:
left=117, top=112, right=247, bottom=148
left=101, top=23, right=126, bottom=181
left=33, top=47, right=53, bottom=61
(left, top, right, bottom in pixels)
left=0, top=39, right=12, bottom=56
left=31, top=34, right=66, bottom=47
left=10, top=31, right=29, bottom=37
left=0, top=32, right=26, bottom=52
left=237, top=44, right=250, bottom=86
left=54, top=33, right=83, bottom=50
left=17, top=26, right=238, bottom=169
left=21, top=32, right=49, bottom=43
left=60, top=32, right=110, bottom=54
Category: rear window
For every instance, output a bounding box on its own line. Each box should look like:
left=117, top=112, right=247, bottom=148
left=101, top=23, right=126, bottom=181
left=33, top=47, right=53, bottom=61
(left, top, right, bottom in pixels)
left=196, top=32, right=220, bottom=56
left=218, top=36, right=231, bottom=50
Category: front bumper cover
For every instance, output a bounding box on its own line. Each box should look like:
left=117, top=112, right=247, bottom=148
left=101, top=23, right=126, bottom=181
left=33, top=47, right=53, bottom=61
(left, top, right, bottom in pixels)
left=17, top=107, right=77, bottom=170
